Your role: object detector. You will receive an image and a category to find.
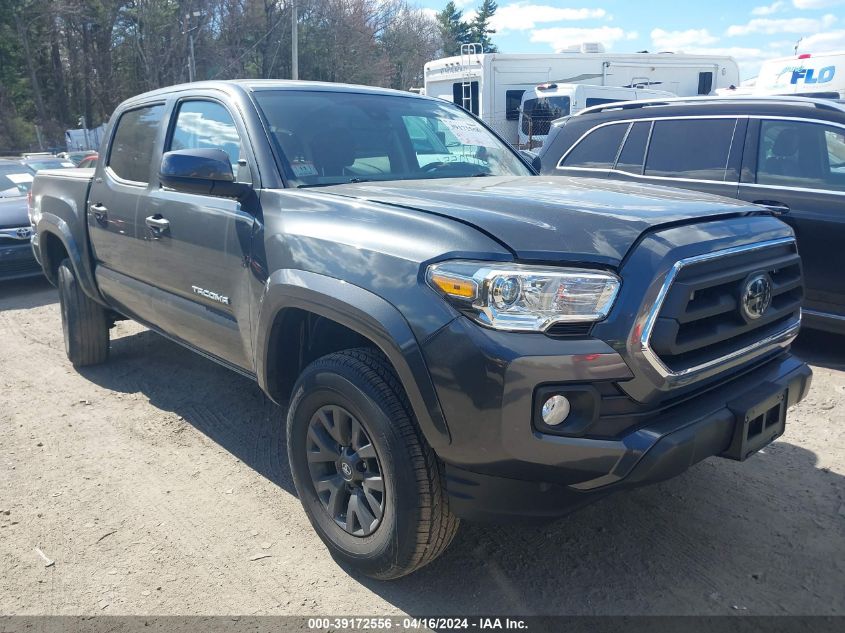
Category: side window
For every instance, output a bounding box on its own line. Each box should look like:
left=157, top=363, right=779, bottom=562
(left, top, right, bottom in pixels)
left=645, top=118, right=738, bottom=181
left=698, top=72, right=714, bottom=95
left=615, top=121, right=651, bottom=174
left=169, top=100, right=250, bottom=182
left=107, top=104, right=165, bottom=183
left=505, top=90, right=524, bottom=121
left=757, top=120, right=845, bottom=192
left=559, top=123, right=628, bottom=170
left=586, top=97, right=621, bottom=108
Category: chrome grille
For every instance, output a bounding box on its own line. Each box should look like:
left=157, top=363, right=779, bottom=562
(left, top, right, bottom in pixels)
left=644, top=238, right=802, bottom=376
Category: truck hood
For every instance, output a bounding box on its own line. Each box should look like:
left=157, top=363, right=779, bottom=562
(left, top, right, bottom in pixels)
left=0, top=195, right=29, bottom=230
left=320, top=176, right=760, bottom=266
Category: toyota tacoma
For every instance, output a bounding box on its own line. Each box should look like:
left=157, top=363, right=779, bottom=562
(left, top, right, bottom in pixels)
left=29, top=80, right=812, bottom=579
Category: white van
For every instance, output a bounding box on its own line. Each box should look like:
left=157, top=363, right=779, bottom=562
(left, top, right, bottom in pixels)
left=424, top=44, right=740, bottom=146
left=517, top=83, right=675, bottom=148
left=752, top=51, right=844, bottom=98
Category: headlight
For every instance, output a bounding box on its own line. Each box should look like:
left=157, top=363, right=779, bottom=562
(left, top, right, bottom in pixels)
left=426, top=261, right=620, bottom=332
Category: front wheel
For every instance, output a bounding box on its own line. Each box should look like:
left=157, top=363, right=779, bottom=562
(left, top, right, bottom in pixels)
left=286, top=348, right=458, bottom=579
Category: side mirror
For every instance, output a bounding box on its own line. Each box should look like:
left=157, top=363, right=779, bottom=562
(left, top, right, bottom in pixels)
left=519, top=149, right=541, bottom=173
left=160, top=148, right=251, bottom=199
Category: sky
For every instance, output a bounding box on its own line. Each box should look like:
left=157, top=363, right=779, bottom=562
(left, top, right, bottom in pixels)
left=416, top=0, right=845, bottom=79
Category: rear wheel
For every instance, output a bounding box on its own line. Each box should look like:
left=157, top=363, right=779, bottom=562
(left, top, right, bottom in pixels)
left=57, top=258, right=109, bottom=367
left=287, top=348, right=459, bottom=579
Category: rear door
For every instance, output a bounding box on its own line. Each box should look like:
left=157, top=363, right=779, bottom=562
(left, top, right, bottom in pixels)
left=137, top=97, right=259, bottom=370
left=87, top=103, right=165, bottom=324
left=737, top=117, right=845, bottom=317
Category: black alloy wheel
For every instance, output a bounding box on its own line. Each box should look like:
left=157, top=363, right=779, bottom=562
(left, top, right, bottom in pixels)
left=306, top=405, right=385, bottom=537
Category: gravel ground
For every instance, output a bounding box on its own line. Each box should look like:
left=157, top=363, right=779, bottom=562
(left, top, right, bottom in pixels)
left=1, top=276, right=843, bottom=616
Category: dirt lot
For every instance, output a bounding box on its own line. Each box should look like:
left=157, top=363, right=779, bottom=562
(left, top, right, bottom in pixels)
left=1, top=276, right=843, bottom=616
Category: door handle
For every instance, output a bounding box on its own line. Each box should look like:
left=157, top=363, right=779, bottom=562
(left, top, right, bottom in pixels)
left=90, top=203, right=108, bottom=225
left=753, top=200, right=790, bottom=216
left=145, top=214, right=170, bottom=233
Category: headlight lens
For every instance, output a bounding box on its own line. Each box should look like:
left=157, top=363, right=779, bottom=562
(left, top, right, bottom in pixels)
left=426, top=261, right=620, bottom=331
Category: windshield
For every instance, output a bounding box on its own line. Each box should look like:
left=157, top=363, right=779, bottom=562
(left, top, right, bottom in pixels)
left=253, top=90, right=531, bottom=187
left=521, top=96, right=571, bottom=136
left=0, top=165, right=35, bottom=198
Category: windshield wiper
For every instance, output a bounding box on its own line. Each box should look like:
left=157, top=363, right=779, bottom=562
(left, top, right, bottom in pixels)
left=298, top=177, right=378, bottom=188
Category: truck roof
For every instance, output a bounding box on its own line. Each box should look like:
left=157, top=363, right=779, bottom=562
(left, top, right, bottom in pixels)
left=120, top=79, right=429, bottom=108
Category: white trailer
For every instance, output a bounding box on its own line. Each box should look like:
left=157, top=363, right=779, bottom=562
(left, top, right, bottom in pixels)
left=424, top=44, right=740, bottom=146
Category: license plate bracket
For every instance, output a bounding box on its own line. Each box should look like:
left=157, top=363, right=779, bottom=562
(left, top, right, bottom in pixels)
left=722, top=382, right=787, bottom=461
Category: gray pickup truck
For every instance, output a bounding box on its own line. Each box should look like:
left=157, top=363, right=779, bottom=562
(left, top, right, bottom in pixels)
left=30, top=80, right=811, bottom=579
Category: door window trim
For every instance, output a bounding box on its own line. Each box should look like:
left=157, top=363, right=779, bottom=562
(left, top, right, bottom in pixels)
left=104, top=101, right=167, bottom=188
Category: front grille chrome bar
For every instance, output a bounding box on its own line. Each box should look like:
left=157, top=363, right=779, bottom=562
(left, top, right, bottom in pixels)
left=638, top=237, right=801, bottom=380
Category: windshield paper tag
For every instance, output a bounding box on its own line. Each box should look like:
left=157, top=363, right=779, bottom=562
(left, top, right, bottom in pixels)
left=291, top=161, right=318, bottom=178
left=441, top=119, right=492, bottom=147
left=7, top=173, right=34, bottom=183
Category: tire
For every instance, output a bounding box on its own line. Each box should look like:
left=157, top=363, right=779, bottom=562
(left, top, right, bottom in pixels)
left=57, top=258, right=109, bottom=367
left=287, top=347, right=459, bottom=579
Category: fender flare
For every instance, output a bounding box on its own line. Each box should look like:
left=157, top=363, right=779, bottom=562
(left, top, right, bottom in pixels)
left=255, top=269, right=451, bottom=450
left=36, top=213, right=106, bottom=305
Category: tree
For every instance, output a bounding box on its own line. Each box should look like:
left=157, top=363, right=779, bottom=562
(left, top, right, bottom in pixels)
left=470, top=0, right=498, bottom=53
left=436, top=1, right=470, bottom=57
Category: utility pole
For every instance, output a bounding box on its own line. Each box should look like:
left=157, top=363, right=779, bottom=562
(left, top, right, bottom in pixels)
left=291, top=1, right=298, bottom=80
left=185, top=10, right=201, bottom=82
left=78, top=115, right=89, bottom=151
left=794, top=37, right=803, bottom=56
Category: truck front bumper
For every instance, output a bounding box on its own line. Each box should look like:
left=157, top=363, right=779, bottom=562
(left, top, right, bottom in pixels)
left=422, top=317, right=812, bottom=522
left=1, top=239, right=42, bottom=281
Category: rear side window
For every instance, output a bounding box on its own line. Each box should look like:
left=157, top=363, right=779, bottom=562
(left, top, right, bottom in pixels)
left=452, top=81, right=479, bottom=115
left=645, top=118, right=737, bottom=181
left=559, top=123, right=627, bottom=170
left=107, top=104, right=165, bottom=183
left=757, top=120, right=845, bottom=192
left=615, top=121, right=651, bottom=174
left=585, top=97, right=621, bottom=108
left=505, top=90, right=524, bottom=121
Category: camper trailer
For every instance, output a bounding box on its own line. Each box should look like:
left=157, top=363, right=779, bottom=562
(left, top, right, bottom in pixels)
left=424, top=44, right=740, bottom=146
left=517, top=83, right=675, bottom=148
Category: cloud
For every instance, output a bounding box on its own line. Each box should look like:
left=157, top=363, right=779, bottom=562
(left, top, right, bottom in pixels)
left=489, top=4, right=607, bottom=34
left=650, top=28, right=719, bottom=50
left=792, top=0, right=845, bottom=8
left=752, top=1, right=785, bottom=14
left=726, top=13, right=837, bottom=35
left=529, top=26, right=634, bottom=51
left=799, top=28, right=845, bottom=50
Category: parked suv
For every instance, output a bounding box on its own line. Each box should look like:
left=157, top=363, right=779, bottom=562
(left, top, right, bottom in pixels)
left=537, top=96, right=845, bottom=334
left=30, top=82, right=811, bottom=579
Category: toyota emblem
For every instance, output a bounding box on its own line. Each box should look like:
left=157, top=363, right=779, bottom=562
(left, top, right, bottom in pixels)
left=740, top=273, right=773, bottom=321
left=16, top=227, right=32, bottom=239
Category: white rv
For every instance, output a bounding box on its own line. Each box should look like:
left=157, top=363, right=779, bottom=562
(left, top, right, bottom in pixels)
left=517, top=83, right=675, bottom=148
left=424, top=44, right=740, bottom=146
left=750, top=51, right=844, bottom=98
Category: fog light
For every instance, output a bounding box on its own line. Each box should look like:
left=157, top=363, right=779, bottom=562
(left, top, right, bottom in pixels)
left=541, top=395, right=570, bottom=426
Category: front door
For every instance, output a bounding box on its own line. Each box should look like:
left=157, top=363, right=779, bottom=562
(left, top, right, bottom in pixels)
left=139, top=98, right=258, bottom=370
left=737, top=118, right=845, bottom=318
